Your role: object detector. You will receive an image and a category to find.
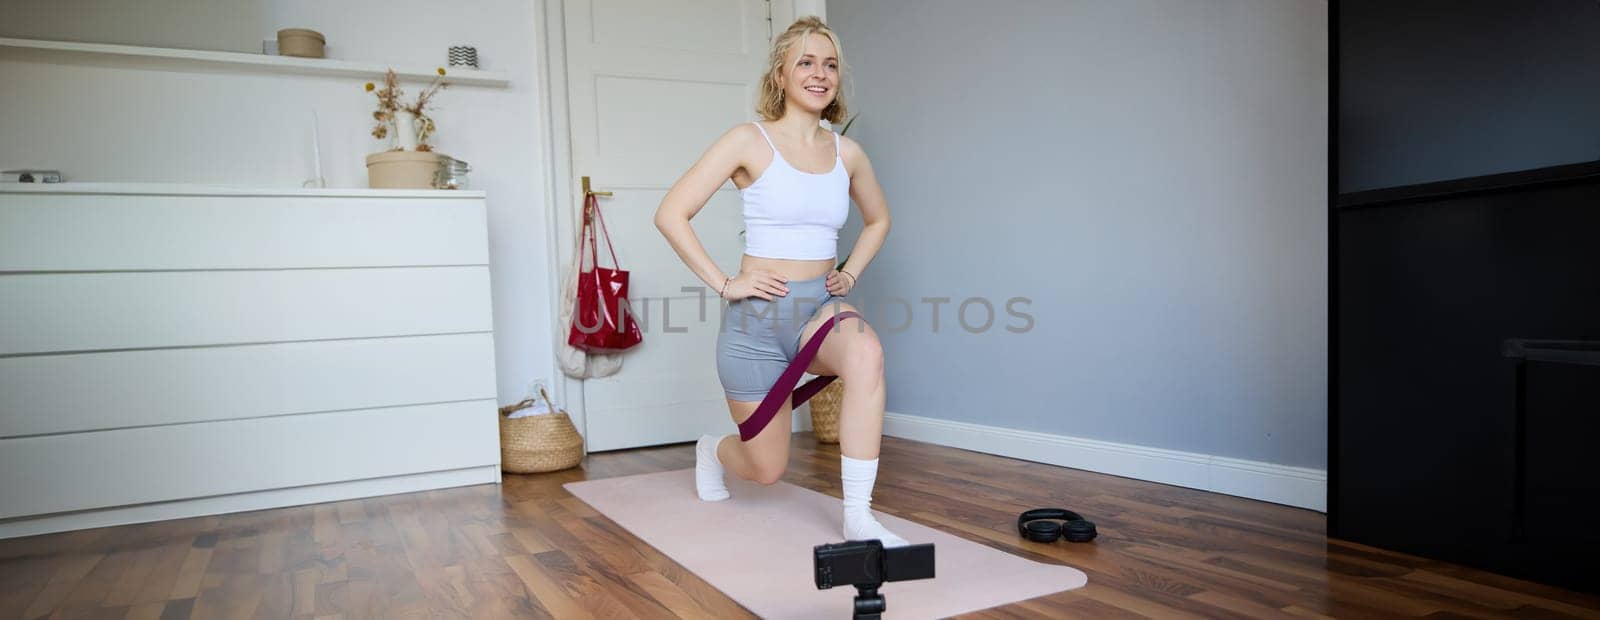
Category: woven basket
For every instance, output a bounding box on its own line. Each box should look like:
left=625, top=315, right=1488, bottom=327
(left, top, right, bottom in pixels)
left=498, top=390, right=584, bottom=474
left=808, top=380, right=845, bottom=443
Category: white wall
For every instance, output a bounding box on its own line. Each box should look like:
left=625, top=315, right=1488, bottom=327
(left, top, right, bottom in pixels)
left=828, top=0, right=1329, bottom=469
left=0, top=0, right=557, bottom=407
left=0, top=0, right=267, bottom=52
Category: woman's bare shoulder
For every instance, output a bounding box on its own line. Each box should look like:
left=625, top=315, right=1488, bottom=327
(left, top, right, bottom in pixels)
left=839, top=134, right=869, bottom=171
left=721, top=121, right=764, bottom=146
left=703, top=122, right=764, bottom=160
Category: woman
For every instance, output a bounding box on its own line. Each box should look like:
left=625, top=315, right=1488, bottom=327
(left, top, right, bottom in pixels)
left=653, top=16, right=905, bottom=547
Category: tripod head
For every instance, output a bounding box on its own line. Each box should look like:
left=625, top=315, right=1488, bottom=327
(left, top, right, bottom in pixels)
left=813, top=539, right=936, bottom=619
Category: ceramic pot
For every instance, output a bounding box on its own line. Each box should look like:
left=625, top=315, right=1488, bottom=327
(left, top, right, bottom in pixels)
left=366, top=150, right=441, bottom=189
left=277, top=28, right=325, bottom=58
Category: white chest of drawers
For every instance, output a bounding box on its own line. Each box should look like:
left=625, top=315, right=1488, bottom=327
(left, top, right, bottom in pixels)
left=0, top=184, right=500, bottom=538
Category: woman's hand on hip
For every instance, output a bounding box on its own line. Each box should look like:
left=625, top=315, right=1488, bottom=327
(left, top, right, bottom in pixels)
left=826, top=269, right=855, bottom=297
left=724, top=270, right=788, bottom=301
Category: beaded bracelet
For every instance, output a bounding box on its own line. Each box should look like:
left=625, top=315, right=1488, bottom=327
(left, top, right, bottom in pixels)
left=719, top=275, right=733, bottom=300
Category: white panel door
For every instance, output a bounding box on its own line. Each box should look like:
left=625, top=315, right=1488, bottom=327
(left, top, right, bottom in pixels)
left=564, top=0, right=770, bottom=451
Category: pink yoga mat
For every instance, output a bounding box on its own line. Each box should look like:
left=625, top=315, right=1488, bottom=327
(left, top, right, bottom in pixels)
left=564, top=469, right=1087, bottom=619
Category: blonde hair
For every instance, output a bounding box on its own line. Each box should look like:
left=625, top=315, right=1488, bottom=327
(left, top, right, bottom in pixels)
left=757, top=16, right=849, bottom=123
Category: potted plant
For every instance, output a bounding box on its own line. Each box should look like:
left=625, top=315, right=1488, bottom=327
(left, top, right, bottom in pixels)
left=364, top=68, right=450, bottom=189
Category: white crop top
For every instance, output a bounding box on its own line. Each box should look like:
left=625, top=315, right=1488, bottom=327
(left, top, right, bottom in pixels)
left=740, top=121, right=850, bottom=260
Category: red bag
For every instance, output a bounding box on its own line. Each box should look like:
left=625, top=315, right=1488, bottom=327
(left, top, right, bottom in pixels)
left=567, top=193, right=643, bottom=353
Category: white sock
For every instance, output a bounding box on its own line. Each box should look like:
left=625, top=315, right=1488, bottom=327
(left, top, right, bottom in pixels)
left=841, top=455, right=908, bottom=547
left=695, top=434, right=731, bottom=501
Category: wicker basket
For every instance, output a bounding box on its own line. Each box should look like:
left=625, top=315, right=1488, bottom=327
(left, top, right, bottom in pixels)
left=808, top=380, right=845, bottom=443
left=498, top=389, right=584, bottom=474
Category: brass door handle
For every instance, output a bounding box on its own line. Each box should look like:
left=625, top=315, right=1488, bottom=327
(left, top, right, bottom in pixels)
left=581, top=176, right=613, bottom=197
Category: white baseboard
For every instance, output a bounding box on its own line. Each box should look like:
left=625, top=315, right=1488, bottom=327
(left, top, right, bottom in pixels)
left=882, top=412, right=1326, bottom=511
left=0, top=465, right=500, bottom=539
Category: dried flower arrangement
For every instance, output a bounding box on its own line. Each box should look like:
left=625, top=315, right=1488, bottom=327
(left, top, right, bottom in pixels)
left=408, top=68, right=449, bottom=150
left=364, top=70, right=400, bottom=141
left=364, top=68, right=450, bottom=151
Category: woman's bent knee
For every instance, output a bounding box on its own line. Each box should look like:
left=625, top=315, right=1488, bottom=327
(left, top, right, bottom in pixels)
left=751, top=462, right=787, bottom=485
left=841, top=337, right=884, bottom=383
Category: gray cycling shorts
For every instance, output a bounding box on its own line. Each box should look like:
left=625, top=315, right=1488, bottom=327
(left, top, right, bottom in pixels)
left=716, top=272, right=849, bottom=402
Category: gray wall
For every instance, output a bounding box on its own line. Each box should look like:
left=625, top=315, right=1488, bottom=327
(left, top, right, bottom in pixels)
left=827, top=0, right=1328, bottom=468
left=1339, top=0, right=1600, bottom=193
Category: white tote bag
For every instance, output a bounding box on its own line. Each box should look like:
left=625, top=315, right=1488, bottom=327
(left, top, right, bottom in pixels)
left=558, top=202, right=623, bottom=379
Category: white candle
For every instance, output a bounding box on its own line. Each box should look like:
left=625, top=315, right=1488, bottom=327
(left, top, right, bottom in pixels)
left=310, top=110, right=323, bottom=187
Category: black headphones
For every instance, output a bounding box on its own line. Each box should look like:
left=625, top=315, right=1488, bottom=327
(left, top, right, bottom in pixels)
left=1017, top=508, right=1097, bottom=543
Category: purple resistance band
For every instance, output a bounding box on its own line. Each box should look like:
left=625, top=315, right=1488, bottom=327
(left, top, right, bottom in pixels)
left=737, top=310, right=863, bottom=442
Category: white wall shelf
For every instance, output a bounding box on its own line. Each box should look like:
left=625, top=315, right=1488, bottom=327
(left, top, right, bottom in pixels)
left=0, top=37, right=510, bottom=87
left=3, top=182, right=486, bottom=199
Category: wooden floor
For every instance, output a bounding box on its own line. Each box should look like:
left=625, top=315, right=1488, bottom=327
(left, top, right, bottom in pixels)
left=3, top=433, right=1599, bottom=619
